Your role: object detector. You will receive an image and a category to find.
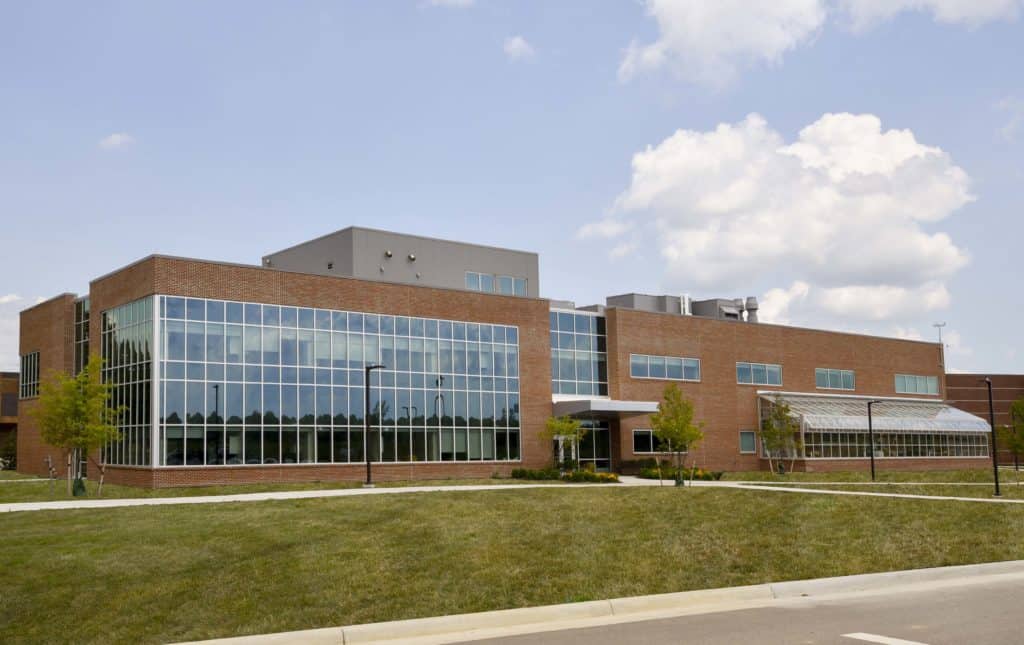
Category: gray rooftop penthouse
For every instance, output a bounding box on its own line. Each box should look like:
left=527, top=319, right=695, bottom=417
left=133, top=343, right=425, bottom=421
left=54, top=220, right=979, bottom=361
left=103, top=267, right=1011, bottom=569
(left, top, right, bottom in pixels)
left=262, top=226, right=540, bottom=298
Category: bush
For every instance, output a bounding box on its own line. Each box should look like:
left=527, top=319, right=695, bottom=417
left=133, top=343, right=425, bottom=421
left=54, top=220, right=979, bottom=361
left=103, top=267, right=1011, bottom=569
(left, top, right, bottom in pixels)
left=0, top=431, right=15, bottom=470
left=510, top=468, right=561, bottom=480
left=561, top=471, right=619, bottom=484
left=636, top=466, right=723, bottom=481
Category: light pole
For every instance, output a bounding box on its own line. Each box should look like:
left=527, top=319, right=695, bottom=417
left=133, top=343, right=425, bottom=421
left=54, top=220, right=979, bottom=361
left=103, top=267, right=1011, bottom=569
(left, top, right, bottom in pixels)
left=867, top=400, right=882, bottom=482
left=364, top=364, right=386, bottom=487
left=982, top=377, right=1001, bottom=497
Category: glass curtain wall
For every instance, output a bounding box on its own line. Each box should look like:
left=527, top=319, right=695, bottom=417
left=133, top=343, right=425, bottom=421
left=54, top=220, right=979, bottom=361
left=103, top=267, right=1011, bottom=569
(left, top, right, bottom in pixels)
left=157, top=296, right=522, bottom=466
left=550, top=310, right=608, bottom=396
left=101, top=297, right=154, bottom=466
left=74, top=297, right=90, bottom=375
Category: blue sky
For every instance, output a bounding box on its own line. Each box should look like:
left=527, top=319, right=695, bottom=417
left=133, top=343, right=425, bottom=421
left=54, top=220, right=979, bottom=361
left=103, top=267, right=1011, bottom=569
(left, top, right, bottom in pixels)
left=1, top=0, right=1022, bottom=373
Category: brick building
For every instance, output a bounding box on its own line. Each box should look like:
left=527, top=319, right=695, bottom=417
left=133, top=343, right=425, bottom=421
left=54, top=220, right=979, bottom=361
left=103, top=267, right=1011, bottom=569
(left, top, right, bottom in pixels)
left=0, top=371, right=17, bottom=468
left=946, top=374, right=1024, bottom=467
left=16, top=227, right=991, bottom=487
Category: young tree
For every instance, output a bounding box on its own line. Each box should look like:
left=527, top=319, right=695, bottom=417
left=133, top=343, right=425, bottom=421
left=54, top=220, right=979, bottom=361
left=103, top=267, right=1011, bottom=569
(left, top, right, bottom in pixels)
left=31, top=355, right=121, bottom=495
left=1000, top=397, right=1024, bottom=472
left=759, top=395, right=803, bottom=474
left=649, top=384, right=704, bottom=486
left=542, top=415, right=586, bottom=471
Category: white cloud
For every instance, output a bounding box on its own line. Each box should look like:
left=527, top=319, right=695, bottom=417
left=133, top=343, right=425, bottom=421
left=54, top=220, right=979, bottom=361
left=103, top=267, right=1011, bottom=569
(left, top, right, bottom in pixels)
left=424, top=0, right=475, bottom=7
left=503, top=35, right=536, bottom=62
left=619, top=0, right=825, bottom=86
left=841, top=0, right=1023, bottom=31
left=997, top=97, right=1024, bottom=141
left=0, top=298, right=22, bottom=371
left=98, top=133, right=135, bottom=149
left=577, top=217, right=633, bottom=240
left=589, top=112, right=973, bottom=324
left=609, top=241, right=639, bottom=259
left=0, top=294, right=21, bottom=305
left=621, top=0, right=1023, bottom=85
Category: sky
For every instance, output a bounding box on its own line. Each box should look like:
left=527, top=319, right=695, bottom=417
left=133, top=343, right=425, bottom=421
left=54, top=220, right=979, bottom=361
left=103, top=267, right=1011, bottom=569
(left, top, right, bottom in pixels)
left=1, top=0, right=1022, bottom=374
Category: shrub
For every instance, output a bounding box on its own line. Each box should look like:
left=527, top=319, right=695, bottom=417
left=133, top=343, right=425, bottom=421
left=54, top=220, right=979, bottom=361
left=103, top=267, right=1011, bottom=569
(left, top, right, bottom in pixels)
left=561, top=471, right=619, bottom=484
left=0, top=431, right=15, bottom=470
left=510, top=468, right=561, bottom=480
left=636, top=466, right=723, bottom=481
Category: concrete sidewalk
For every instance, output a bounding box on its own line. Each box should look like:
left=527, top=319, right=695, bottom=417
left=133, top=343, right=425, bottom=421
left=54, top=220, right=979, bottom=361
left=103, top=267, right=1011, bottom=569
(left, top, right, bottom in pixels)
left=729, top=482, right=1024, bottom=504
left=0, top=481, right=614, bottom=514
left=175, top=560, right=1024, bottom=644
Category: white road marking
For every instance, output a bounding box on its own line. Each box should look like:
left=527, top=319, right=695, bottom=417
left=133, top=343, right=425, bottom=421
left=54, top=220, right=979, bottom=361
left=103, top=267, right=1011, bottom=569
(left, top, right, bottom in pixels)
left=842, top=632, right=929, bottom=645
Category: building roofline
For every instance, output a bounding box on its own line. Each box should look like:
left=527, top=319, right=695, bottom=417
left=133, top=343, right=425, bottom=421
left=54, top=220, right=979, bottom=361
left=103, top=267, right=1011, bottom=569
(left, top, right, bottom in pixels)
left=261, top=225, right=539, bottom=260
left=19, top=292, right=77, bottom=315
left=604, top=305, right=943, bottom=348
left=87, top=254, right=550, bottom=304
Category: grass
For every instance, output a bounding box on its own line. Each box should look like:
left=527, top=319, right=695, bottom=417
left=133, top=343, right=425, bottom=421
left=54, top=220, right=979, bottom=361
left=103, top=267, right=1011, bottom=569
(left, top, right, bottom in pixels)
left=720, top=469, right=999, bottom=483
left=0, top=477, right=544, bottom=504
left=3, top=486, right=1024, bottom=644
left=0, top=470, right=38, bottom=481
left=760, top=481, right=1024, bottom=500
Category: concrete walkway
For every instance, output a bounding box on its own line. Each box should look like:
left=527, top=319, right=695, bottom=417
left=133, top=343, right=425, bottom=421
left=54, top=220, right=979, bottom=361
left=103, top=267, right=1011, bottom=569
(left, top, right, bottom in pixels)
left=2, top=476, right=1018, bottom=514
left=176, top=560, right=1024, bottom=644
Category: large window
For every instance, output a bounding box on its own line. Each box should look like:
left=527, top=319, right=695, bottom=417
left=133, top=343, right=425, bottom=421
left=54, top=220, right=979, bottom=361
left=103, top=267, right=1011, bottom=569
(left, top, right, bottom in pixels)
left=577, top=420, right=611, bottom=471
left=466, top=272, right=527, bottom=297
left=739, top=430, right=757, bottom=454
left=895, top=374, right=939, bottom=395
left=550, top=310, right=608, bottom=396
left=736, top=362, right=782, bottom=386
left=158, top=296, right=522, bottom=467
left=815, top=368, right=855, bottom=391
left=803, top=431, right=987, bottom=458
left=101, top=298, right=154, bottom=466
left=629, top=354, right=700, bottom=381
left=19, top=352, right=39, bottom=399
left=632, top=429, right=675, bottom=454
left=74, top=298, right=90, bottom=375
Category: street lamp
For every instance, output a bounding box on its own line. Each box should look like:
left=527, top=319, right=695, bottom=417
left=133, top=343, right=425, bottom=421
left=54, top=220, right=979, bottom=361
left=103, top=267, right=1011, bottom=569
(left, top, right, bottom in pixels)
left=364, top=364, right=386, bottom=487
left=981, top=377, right=1001, bottom=497
left=867, top=400, right=883, bottom=482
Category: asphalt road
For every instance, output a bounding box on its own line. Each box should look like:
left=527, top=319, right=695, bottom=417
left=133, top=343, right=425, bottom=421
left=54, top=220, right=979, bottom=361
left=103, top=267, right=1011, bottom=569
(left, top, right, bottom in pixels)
left=470, top=575, right=1024, bottom=645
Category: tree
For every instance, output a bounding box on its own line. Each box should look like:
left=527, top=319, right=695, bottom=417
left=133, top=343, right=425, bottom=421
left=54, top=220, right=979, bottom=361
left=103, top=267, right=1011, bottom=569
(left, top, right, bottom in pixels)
left=1000, top=397, right=1024, bottom=472
left=649, top=384, right=704, bottom=486
left=759, top=395, right=803, bottom=474
left=541, top=415, right=585, bottom=471
left=31, top=355, right=121, bottom=495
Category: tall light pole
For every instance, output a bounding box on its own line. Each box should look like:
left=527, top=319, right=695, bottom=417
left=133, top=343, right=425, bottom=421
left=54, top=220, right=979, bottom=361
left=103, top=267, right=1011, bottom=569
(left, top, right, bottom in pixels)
left=364, top=364, right=386, bottom=487
left=982, top=377, right=1001, bottom=497
left=932, top=322, right=946, bottom=345
left=867, top=400, right=883, bottom=482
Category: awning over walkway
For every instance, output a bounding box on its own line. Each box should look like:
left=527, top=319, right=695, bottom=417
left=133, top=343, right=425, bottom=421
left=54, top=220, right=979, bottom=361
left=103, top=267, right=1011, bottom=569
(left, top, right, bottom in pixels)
left=552, top=398, right=659, bottom=419
left=758, top=392, right=990, bottom=433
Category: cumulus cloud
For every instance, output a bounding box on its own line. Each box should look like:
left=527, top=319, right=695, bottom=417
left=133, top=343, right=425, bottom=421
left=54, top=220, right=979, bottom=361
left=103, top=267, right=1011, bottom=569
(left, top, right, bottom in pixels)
left=587, top=112, right=973, bottom=324
left=840, top=0, right=1023, bottom=31
left=98, top=133, right=135, bottom=149
left=0, top=294, right=21, bottom=305
left=503, top=35, right=536, bottom=61
left=619, top=0, right=825, bottom=85
left=621, top=0, right=1022, bottom=85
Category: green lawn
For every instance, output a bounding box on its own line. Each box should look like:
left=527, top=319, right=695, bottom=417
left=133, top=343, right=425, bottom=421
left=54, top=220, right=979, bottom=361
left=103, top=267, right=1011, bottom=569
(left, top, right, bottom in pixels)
left=721, top=469, right=999, bottom=483
left=0, top=470, right=38, bottom=480
left=3, top=487, right=1024, bottom=644
left=0, top=477, right=547, bottom=504
left=761, top=482, right=1024, bottom=499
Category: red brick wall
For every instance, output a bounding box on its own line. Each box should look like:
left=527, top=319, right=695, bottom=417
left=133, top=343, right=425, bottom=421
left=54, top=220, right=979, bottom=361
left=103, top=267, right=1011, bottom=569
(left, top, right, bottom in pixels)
left=16, top=294, right=77, bottom=476
left=946, top=373, right=1024, bottom=465
left=605, top=307, right=975, bottom=472
left=86, top=256, right=553, bottom=486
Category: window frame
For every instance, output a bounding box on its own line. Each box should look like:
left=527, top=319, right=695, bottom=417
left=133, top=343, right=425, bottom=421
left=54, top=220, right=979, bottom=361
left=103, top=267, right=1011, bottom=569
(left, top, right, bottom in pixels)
left=815, top=368, right=856, bottom=392
left=629, top=353, right=701, bottom=383
left=739, top=430, right=757, bottom=454
left=631, top=428, right=678, bottom=455
left=736, top=361, right=783, bottom=386
left=894, top=373, right=939, bottom=395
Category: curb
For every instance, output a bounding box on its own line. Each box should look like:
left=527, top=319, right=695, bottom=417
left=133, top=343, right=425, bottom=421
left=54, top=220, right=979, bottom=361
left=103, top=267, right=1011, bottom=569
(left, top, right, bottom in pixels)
left=176, top=560, right=1024, bottom=645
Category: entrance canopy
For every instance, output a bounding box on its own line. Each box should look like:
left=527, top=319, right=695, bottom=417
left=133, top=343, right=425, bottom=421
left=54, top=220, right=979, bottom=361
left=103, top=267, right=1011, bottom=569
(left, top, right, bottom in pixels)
left=758, top=391, right=990, bottom=433
left=552, top=398, right=658, bottom=419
